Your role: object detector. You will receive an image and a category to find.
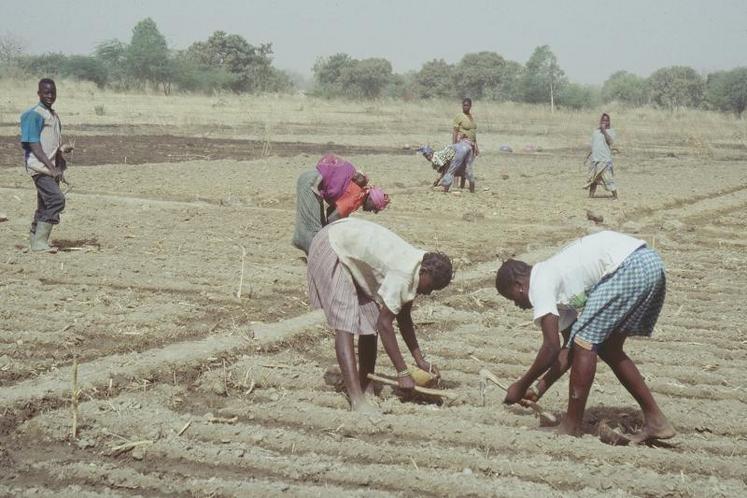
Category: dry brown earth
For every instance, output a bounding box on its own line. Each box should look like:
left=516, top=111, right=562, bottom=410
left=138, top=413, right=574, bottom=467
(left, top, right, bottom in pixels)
left=0, top=94, right=746, bottom=496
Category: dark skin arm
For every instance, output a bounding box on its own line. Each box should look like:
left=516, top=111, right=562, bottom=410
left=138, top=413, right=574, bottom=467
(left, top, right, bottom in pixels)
left=377, top=305, right=416, bottom=389
left=504, top=313, right=561, bottom=404
left=599, top=127, right=613, bottom=147
left=432, top=164, right=448, bottom=187
left=524, top=328, right=572, bottom=402
left=396, top=302, right=440, bottom=377
left=27, top=142, right=62, bottom=178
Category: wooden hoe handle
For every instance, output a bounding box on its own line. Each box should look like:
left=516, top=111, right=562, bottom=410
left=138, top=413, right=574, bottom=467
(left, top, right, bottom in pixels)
left=367, top=373, right=458, bottom=400
left=479, top=368, right=557, bottom=424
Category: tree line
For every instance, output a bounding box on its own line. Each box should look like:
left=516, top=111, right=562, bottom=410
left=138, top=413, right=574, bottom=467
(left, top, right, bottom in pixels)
left=1, top=18, right=745, bottom=116
left=0, top=19, right=293, bottom=95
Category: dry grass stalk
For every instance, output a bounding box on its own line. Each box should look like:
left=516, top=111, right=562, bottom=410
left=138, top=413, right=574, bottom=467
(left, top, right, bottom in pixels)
left=260, top=363, right=291, bottom=369
left=261, top=123, right=272, bottom=157
left=71, top=358, right=80, bottom=439
left=207, top=415, right=238, bottom=424
left=236, top=245, right=247, bottom=299
left=177, top=420, right=192, bottom=436
left=111, top=439, right=154, bottom=455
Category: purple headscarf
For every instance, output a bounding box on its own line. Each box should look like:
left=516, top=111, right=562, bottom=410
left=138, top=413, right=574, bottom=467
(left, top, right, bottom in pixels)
left=366, top=186, right=390, bottom=211
left=316, top=154, right=356, bottom=202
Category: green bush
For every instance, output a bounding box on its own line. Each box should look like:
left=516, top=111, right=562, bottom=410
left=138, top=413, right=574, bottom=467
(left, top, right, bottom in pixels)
left=557, top=83, right=600, bottom=109
left=647, top=66, right=705, bottom=109
left=705, top=67, right=747, bottom=117
left=602, top=71, right=648, bottom=106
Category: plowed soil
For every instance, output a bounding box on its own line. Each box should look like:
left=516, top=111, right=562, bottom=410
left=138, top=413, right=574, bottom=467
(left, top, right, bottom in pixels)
left=1, top=120, right=746, bottom=497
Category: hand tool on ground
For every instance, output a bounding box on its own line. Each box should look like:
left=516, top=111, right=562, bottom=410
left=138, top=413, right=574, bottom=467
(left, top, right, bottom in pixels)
left=367, top=373, right=458, bottom=400
left=479, top=367, right=557, bottom=424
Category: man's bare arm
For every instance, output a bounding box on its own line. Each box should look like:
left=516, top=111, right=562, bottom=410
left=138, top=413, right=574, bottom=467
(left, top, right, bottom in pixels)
left=505, top=314, right=561, bottom=404
left=28, top=143, right=60, bottom=177
left=532, top=328, right=572, bottom=399
left=600, top=128, right=614, bottom=147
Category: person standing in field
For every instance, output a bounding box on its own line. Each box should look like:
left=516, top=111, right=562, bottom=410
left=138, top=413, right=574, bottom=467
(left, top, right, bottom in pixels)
left=307, top=217, right=453, bottom=413
left=495, top=230, right=675, bottom=443
left=20, top=78, right=69, bottom=252
left=585, top=113, right=618, bottom=199
left=292, top=153, right=390, bottom=255
left=452, top=97, right=479, bottom=193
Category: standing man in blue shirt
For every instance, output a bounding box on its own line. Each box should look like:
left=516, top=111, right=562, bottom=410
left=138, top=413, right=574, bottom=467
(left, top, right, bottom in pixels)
left=20, top=78, right=70, bottom=252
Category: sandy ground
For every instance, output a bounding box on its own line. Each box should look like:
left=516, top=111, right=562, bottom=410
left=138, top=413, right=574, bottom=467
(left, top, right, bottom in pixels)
left=1, top=105, right=746, bottom=497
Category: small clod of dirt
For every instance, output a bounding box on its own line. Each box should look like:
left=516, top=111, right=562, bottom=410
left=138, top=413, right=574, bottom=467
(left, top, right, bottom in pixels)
left=586, top=210, right=604, bottom=224
left=462, top=212, right=486, bottom=222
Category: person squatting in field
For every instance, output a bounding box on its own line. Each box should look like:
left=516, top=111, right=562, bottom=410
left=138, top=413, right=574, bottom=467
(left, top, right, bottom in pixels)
left=307, top=217, right=453, bottom=413
left=19, top=78, right=71, bottom=253
left=292, top=153, right=390, bottom=254
left=584, top=113, right=618, bottom=199
left=495, top=230, right=675, bottom=443
left=417, top=142, right=476, bottom=193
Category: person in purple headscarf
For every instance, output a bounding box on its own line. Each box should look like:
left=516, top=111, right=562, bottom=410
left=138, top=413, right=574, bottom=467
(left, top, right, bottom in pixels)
left=292, top=154, right=390, bottom=255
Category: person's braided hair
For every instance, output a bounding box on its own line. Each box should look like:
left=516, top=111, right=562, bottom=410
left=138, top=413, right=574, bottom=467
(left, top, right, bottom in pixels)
left=421, top=252, right=453, bottom=291
left=495, top=259, right=531, bottom=295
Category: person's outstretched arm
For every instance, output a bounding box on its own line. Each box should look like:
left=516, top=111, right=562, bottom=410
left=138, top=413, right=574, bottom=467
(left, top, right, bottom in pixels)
left=504, top=313, right=561, bottom=404
left=378, top=306, right=416, bottom=390
left=396, top=302, right=439, bottom=377
left=524, top=328, right=572, bottom=401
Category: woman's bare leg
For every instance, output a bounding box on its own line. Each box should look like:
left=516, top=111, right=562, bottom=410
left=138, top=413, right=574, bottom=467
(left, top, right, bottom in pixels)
left=358, top=334, right=378, bottom=395
left=335, top=331, right=376, bottom=412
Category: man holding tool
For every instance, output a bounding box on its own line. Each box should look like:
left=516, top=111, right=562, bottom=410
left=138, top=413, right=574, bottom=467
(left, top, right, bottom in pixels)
left=494, top=230, right=675, bottom=443
left=20, top=78, right=73, bottom=253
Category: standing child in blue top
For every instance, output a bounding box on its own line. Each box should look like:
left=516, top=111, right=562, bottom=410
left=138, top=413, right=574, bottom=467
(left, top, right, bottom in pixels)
left=20, top=78, right=70, bottom=252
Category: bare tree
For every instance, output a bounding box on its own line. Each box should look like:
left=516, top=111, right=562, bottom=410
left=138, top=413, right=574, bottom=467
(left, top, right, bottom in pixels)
left=0, top=32, right=26, bottom=64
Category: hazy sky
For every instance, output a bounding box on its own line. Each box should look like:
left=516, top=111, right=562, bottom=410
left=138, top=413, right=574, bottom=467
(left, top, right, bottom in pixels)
left=2, top=0, right=746, bottom=83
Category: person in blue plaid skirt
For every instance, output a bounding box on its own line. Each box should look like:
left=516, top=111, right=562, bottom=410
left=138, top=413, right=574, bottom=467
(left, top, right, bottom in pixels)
left=495, top=230, right=675, bottom=443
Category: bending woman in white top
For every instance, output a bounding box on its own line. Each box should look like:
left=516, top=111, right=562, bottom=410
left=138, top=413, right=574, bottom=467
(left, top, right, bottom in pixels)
left=495, top=230, right=674, bottom=443
left=307, top=218, right=453, bottom=414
